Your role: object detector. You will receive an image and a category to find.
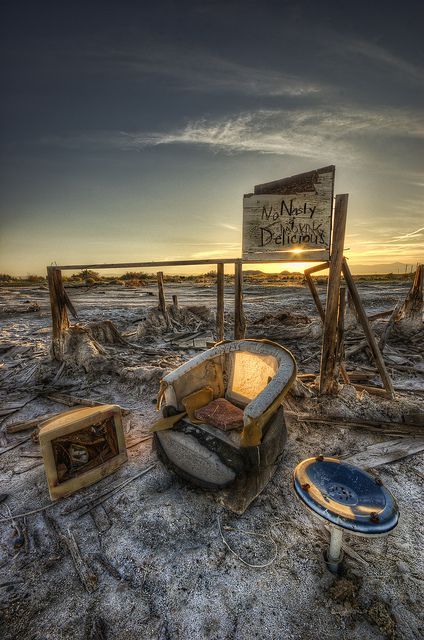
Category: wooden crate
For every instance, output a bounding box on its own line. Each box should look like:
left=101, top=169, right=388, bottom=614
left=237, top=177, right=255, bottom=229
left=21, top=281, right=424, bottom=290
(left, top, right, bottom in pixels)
left=39, top=404, right=127, bottom=500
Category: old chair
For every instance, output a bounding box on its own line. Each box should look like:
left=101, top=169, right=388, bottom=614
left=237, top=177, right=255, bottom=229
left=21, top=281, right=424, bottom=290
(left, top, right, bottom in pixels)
left=153, top=339, right=296, bottom=513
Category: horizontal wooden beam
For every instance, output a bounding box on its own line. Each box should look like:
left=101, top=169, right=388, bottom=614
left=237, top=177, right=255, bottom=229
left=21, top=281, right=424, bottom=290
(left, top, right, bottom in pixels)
left=304, top=261, right=330, bottom=276
left=54, top=258, right=329, bottom=271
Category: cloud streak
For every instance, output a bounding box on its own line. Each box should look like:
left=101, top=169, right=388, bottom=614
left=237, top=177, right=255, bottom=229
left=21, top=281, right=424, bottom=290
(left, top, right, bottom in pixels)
left=100, top=46, right=322, bottom=97
left=342, top=38, right=424, bottom=85
left=46, top=106, right=424, bottom=163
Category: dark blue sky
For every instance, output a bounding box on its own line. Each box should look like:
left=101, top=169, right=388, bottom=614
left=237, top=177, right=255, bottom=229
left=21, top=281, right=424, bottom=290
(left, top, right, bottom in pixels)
left=1, top=1, right=423, bottom=274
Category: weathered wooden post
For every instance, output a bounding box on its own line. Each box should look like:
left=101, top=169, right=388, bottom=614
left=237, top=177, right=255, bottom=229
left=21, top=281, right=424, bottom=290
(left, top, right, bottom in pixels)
left=47, top=267, right=70, bottom=361
left=304, top=262, right=329, bottom=321
left=306, top=262, right=349, bottom=384
left=402, top=264, right=423, bottom=320
left=320, top=194, right=349, bottom=394
left=216, top=263, right=225, bottom=342
left=342, top=259, right=395, bottom=398
left=336, top=287, right=346, bottom=377
left=234, top=261, right=246, bottom=339
left=157, top=271, right=170, bottom=329
left=172, top=294, right=179, bottom=309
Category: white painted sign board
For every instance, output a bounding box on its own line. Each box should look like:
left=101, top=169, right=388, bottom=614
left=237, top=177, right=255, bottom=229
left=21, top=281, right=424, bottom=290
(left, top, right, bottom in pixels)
left=242, top=165, right=335, bottom=262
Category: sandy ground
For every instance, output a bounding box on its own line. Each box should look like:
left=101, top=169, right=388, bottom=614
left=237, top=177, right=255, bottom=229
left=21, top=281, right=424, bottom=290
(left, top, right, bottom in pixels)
left=0, top=281, right=423, bottom=640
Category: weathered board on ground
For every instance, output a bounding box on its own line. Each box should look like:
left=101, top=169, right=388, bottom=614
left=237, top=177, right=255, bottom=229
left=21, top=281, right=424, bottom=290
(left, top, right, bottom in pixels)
left=243, top=165, right=335, bottom=262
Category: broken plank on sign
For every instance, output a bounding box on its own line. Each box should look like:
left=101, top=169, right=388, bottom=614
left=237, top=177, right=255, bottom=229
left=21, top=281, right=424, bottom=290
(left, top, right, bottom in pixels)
left=343, top=438, right=424, bottom=468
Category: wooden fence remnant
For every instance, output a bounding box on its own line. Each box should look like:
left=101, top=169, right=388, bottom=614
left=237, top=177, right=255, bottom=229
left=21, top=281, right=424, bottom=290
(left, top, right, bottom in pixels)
left=401, top=264, right=423, bottom=320
left=216, top=263, right=225, bottom=342
left=157, top=271, right=170, bottom=329
left=234, top=261, right=246, bottom=339
left=47, top=266, right=70, bottom=361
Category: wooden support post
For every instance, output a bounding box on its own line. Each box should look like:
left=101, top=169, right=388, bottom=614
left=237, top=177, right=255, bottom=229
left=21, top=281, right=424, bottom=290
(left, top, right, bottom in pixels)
left=216, top=263, right=225, bottom=342
left=305, top=265, right=350, bottom=384
left=336, top=287, right=347, bottom=382
left=342, top=259, right=395, bottom=398
left=63, top=289, right=78, bottom=319
left=305, top=273, right=326, bottom=321
left=47, top=267, right=70, bottom=361
left=347, top=289, right=358, bottom=322
left=234, top=261, right=246, bottom=340
left=320, top=194, right=349, bottom=394
left=157, top=272, right=170, bottom=329
left=172, top=294, right=179, bottom=309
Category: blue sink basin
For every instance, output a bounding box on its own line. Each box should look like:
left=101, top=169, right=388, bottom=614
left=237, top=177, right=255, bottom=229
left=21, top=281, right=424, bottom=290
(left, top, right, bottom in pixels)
left=293, top=457, right=399, bottom=535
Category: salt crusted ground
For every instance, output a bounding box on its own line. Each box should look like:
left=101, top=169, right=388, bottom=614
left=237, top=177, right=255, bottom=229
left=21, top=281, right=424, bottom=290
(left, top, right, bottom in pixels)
left=0, top=281, right=423, bottom=640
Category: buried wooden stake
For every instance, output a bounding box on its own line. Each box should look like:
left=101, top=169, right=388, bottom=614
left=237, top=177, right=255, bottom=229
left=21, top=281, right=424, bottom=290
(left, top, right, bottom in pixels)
left=401, top=264, right=423, bottom=320
left=234, top=261, right=246, bottom=340
left=47, top=267, right=69, bottom=361
left=172, top=294, right=179, bottom=309
left=342, top=259, right=395, bottom=398
left=379, top=298, right=404, bottom=352
left=320, top=194, right=349, bottom=394
left=157, top=271, right=170, bottom=329
left=216, top=262, right=225, bottom=342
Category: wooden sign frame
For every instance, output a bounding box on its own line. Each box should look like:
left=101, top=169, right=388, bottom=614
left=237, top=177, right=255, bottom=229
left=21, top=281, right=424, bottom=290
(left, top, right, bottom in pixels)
left=242, top=165, right=335, bottom=262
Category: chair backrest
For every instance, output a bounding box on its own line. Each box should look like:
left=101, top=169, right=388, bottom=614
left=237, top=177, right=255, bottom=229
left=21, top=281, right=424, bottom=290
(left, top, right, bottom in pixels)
left=225, top=350, right=279, bottom=406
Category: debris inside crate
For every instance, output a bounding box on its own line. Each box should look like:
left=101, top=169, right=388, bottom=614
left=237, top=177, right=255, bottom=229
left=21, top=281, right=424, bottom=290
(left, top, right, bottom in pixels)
left=38, top=405, right=128, bottom=500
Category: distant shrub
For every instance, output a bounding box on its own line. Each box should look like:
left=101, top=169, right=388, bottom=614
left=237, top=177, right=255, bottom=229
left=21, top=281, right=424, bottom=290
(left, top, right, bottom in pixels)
left=85, top=277, right=96, bottom=285
left=120, top=271, right=149, bottom=281
left=0, top=274, right=13, bottom=282
left=74, top=269, right=100, bottom=281
left=26, top=274, right=45, bottom=282
left=124, top=279, right=144, bottom=287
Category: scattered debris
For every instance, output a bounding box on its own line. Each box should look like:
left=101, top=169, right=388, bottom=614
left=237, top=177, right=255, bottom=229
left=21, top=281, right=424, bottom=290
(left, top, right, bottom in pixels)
left=0, top=275, right=422, bottom=639
left=344, top=437, right=424, bottom=468
left=367, top=600, right=397, bottom=640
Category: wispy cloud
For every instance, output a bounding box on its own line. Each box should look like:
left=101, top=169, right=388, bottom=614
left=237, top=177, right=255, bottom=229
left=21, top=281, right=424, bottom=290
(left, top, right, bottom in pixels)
left=342, top=38, right=424, bottom=85
left=46, top=105, right=424, bottom=162
left=217, top=222, right=239, bottom=231
left=100, top=47, right=321, bottom=97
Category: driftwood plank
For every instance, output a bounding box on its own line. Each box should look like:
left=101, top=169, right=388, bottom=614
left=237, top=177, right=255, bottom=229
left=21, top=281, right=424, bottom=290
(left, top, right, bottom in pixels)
left=284, top=411, right=424, bottom=437
left=45, top=393, right=131, bottom=415
left=6, top=413, right=55, bottom=433
left=47, top=518, right=98, bottom=593
left=0, top=436, right=32, bottom=455
left=343, top=438, right=424, bottom=468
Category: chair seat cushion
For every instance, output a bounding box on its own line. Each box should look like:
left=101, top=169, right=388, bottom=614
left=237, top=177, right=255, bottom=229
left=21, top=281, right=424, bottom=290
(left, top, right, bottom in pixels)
left=194, top=398, right=244, bottom=431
